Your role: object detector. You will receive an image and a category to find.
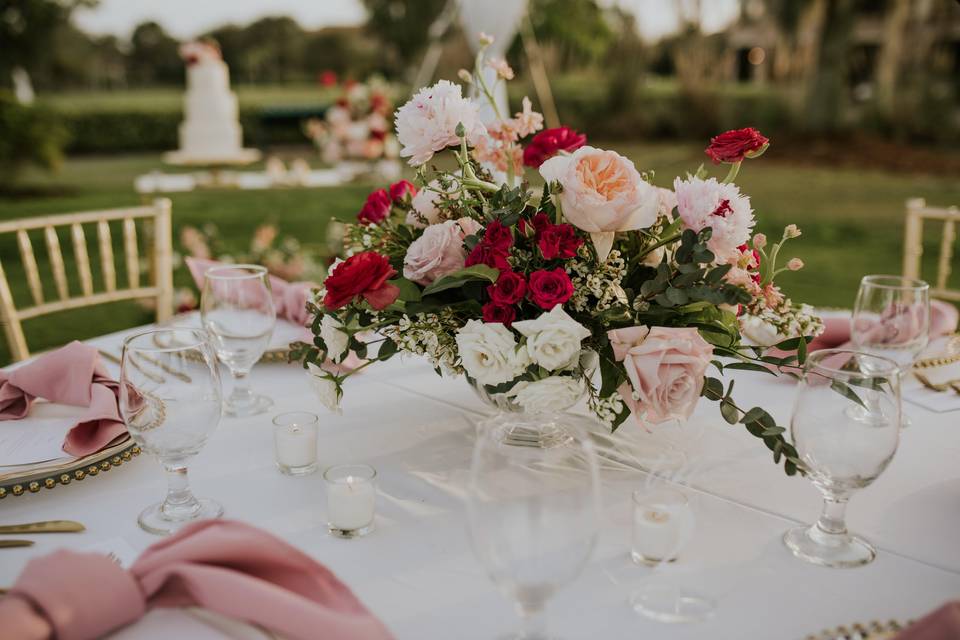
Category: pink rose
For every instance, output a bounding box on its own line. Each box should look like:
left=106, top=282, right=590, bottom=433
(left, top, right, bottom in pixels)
left=402, top=218, right=475, bottom=285
left=539, top=146, right=659, bottom=261
left=607, top=326, right=713, bottom=426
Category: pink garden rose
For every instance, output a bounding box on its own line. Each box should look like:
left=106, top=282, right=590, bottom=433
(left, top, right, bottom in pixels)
left=402, top=218, right=478, bottom=285
left=405, top=179, right=447, bottom=228
left=607, top=326, right=713, bottom=426
left=673, top=176, right=755, bottom=264
left=395, top=80, right=486, bottom=166
left=539, top=146, right=659, bottom=261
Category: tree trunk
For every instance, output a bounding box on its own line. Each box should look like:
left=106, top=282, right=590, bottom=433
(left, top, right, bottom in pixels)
left=875, top=0, right=911, bottom=117
left=802, top=0, right=855, bottom=133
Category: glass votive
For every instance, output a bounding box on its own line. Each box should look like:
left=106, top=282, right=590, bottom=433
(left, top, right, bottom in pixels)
left=631, top=488, right=694, bottom=566
left=323, top=464, right=377, bottom=538
left=272, top=412, right=319, bottom=476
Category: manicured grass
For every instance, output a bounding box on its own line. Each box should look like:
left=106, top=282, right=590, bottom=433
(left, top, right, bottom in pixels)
left=1, top=142, right=957, bottom=365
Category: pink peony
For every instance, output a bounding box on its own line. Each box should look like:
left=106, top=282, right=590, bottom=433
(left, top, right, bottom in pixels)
left=395, top=80, right=486, bottom=166
left=402, top=218, right=475, bottom=285
left=607, top=326, right=713, bottom=426
left=673, top=176, right=755, bottom=264
left=539, top=146, right=659, bottom=261
left=656, top=187, right=677, bottom=217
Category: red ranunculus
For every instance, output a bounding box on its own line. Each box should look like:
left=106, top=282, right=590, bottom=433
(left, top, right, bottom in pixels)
left=527, top=268, right=574, bottom=310
left=389, top=180, right=417, bottom=202
left=357, top=188, right=391, bottom=225
left=323, top=251, right=400, bottom=311
left=522, top=127, right=587, bottom=168
left=705, top=128, right=769, bottom=164
left=482, top=302, right=516, bottom=326
left=487, top=270, right=527, bottom=305
left=482, top=220, right=513, bottom=251
left=538, top=223, right=583, bottom=260
left=465, top=243, right=510, bottom=271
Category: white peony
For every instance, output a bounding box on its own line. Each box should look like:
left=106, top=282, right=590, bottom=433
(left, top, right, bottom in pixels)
left=673, top=176, right=754, bottom=264
left=455, top=319, right=530, bottom=386
left=507, top=376, right=584, bottom=413
left=512, top=306, right=591, bottom=371
left=319, top=314, right=349, bottom=363
left=306, top=363, right=342, bottom=414
left=395, top=80, right=487, bottom=166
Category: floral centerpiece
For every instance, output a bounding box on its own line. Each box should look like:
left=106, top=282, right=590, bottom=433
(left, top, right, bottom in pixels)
left=294, top=39, right=822, bottom=476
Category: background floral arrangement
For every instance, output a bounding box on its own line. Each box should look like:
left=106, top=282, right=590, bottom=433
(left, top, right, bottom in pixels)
left=294, top=38, right=824, bottom=476
left=303, top=77, right=400, bottom=164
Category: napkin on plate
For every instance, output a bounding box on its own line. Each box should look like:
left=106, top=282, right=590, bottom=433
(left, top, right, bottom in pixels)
left=0, top=341, right=126, bottom=457
left=0, top=519, right=395, bottom=640
left=185, top=257, right=317, bottom=327
left=808, top=300, right=959, bottom=352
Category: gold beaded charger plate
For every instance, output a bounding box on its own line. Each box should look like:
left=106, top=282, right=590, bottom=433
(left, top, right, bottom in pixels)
left=804, top=618, right=908, bottom=640
left=153, top=312, right=306, bottom=363
left=0, top=436, right=141, bottom=499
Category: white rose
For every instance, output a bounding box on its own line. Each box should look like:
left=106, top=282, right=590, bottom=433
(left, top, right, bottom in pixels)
left=319, top=314, right=349, bottom=363
left=512, top=306, right=591, bottom=371
left=740, top=315, right=784, bottom=347
left=306, top=363, right=342, bottom=414
left=507, top=376, right=584, bottom=413
left=455, top=319, right=530, bottom=386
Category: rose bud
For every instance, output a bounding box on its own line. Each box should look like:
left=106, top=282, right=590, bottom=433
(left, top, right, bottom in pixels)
left=787, top=258, right=804, bottom=271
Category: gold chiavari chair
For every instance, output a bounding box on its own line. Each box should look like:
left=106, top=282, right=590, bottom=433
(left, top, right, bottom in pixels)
left=902, top=197, right=960, bottom=302
left=0, top=198, right=174, bottom=361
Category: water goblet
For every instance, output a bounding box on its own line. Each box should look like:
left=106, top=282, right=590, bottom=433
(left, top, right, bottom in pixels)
left=120, top=328, right=223, bottom=535
left=783, top=349, right=901, bottom=567
left=852, top=275, right=930, bottom=369
left=466, top=416, right=601, bottom=639
left=201, top=264, right=276, bottom=417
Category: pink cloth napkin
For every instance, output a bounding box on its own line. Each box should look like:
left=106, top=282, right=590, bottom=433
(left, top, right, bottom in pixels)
left=808, top=300, right=959, bottom=352
left=0, top=341, right=126, bottom=457
left=896, top=601, right=960, bottom=640
left=0, top=519, right=395, bottom=640
left=186, top=257, right=317, bottom=327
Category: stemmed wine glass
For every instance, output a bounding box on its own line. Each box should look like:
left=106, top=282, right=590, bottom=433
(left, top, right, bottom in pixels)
left=851, top=275, right=929, bottom=426
left=466, top=416, right=601, bottom=639
left=120, top=328, right=223, bottom=535
left=783, top=349, right=901, bottom=567
left=201, top=264, right=276, bottom=417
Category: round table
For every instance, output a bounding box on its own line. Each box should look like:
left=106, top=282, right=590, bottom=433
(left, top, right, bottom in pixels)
left=2, top=324, right=958, bottom=639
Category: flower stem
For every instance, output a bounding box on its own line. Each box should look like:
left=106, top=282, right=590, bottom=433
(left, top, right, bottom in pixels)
left=722, top=161, right=742, bottom=184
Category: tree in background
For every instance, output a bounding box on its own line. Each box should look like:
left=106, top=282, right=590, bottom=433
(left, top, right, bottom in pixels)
left=524, top=0, right=614, bottom=70
left=361, top=0, right=448, bottom=77
left=127, top=21, right=181, bottom=86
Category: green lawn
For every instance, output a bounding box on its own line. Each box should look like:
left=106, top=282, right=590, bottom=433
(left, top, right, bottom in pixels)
left=0, top=142, right=957, bottom=365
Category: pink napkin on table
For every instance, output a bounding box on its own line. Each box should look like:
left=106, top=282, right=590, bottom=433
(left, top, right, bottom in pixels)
left=808, top=300, right=959, bottom=352
left=0, top=519, right=395, bottom=640
left=186, top=257, right=317, bottom=327
left=0, top=341, right=126, bottom=457
left=895, top=601, right=960, bottom=640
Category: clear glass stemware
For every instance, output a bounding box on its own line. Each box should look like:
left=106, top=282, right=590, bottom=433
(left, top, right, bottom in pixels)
left=783, top=349, right=901, bottom=567
left=851, top=275, right=930, bottom=370
left=201, top=264, right=276, bottom=417
left=120, top=328, right=224, bottom=535
left=466, top=416, right=601, bottom=639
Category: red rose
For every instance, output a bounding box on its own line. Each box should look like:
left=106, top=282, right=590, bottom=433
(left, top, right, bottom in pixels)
left=482, top=220, right=513, bottom=251
left=389, top=180, right=417, bottom=203
left=523, top=127, right=587, bottom=168
left=487, top=270, right=527, bottom=305
left=519, top=212, right=551, bottom=237
left=538, top=224, right=583, bottom=260
left=705, top=128, right=769, bottom=164
left=527, top=268, right=574, bottom=310
left=482, top=302, right=516, bottom=326
left=465, top=243, right=510, bottom=271
left=323, top=251, right=400, bottom=311
left=357, top=188, right=391, bottom=225
left=319, top=70, right=338, bottom=87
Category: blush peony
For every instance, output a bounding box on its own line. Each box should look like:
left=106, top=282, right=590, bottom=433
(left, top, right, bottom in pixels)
left=539, top=146, right=659, bottom=261
left=402, top=218, right=475, bottom=285
left=395, top=80, right=486, bottom=166
left=673, top=176, right=755, bottom=264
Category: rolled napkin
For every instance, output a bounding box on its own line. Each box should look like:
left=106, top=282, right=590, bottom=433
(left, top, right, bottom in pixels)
left=185, top=257, right=317, bottom=327
left=0, top=519, right=395, bottom=640
left=895, top=601, right=960, bottom=639
left=0, top=341, right=126, bottom=457
left=808, top=300, right=959, bottom=352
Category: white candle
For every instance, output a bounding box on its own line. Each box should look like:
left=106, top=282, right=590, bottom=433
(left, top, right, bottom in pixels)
left=324, top=464, right=377, bottom=537
left=272, top=412, right=319, bottom=475
left=631, top=489, right=694, bottom=565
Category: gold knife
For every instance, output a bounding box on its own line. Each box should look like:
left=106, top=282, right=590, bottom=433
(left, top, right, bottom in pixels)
left=0, top=540, right=34, bottom=548
left=0, top=520, right=85, bottom=534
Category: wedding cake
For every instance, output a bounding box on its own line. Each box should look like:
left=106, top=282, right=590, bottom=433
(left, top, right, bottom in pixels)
left=165, top=41, right=259, bottom=165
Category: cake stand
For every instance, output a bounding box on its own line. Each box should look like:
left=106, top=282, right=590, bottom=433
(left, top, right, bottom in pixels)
left=162, top=149, right=263, bottom=188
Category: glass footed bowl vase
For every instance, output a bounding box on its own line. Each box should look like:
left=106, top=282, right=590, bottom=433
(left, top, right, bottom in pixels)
left=467, top=351, right=598, bottom=450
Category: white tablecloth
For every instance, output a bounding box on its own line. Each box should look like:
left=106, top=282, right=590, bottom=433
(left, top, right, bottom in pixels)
left=1, top=326, right=959, bottom=639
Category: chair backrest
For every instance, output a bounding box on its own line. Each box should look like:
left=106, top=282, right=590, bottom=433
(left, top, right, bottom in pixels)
left=903, top=197, right=960, bottom=302
left=0, top=198, right=174, bottom=362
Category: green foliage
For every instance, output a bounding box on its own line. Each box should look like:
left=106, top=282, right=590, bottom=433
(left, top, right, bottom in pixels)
left=360, top=0, right=448, bottom=75
left=0, top=92, right=70, bottom=182
left=421, top=264, right=499, bottom=296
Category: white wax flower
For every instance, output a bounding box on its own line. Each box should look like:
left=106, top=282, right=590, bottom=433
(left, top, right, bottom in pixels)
left=455, top=319, right=530, bottom=385
left=319, top=315, right=349, bottom=363
left=513, top=305, right=591, bottom=371
left=306, top=363, right=342, bottom=414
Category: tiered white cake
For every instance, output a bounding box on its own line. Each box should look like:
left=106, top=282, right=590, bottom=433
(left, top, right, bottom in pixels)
left=165, top=41, right=259, bottom=165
